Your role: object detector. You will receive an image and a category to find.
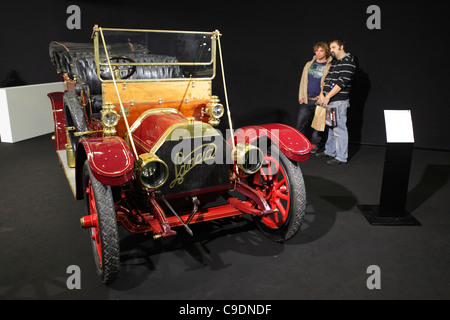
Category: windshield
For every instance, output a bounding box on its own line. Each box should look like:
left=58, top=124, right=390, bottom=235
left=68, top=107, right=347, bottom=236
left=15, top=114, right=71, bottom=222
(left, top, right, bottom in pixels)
left=95, top=27, right=216, bottom=81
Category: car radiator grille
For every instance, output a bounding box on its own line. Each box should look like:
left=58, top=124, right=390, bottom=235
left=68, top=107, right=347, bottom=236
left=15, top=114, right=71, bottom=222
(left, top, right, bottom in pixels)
left=156, top=136, right=232, bottom=196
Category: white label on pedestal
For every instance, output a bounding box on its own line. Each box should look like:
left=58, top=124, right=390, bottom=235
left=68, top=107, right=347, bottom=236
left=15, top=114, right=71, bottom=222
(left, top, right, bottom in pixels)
left=384, top=110, right=414, bottom=143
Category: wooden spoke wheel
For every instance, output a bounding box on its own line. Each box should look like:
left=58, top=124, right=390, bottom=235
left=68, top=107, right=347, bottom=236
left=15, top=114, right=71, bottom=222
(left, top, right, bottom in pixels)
left=250, top=147, right=306, bottom=242
left=82, top=160, right=120, bottom=284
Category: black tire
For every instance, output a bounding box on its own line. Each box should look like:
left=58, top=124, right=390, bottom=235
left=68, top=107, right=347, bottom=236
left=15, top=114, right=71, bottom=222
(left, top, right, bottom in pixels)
left=82, top=160, right=120, bottom=284
left=63, top=91, right=88, bottom=152
left=250, top=146, right=306, bottom=242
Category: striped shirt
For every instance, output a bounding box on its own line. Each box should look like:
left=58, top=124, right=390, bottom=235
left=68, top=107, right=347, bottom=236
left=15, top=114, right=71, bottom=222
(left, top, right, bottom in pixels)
left=323, top=53, right=356, bottom=102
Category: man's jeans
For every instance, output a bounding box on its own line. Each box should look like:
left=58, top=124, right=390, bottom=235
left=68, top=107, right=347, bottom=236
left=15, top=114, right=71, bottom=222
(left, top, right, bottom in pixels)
left=295, top=101, right=323, bottom=146
left=324, top=100, right=349, bottom=162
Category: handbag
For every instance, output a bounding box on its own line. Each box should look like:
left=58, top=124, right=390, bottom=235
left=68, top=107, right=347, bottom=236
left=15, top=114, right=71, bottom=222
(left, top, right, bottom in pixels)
left=311, top=105, right=326, bottom=131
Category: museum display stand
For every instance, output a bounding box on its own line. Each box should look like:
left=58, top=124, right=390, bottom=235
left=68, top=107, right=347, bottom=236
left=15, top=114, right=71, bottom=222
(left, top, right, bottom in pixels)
left=358, top=110, right=421, bottom=226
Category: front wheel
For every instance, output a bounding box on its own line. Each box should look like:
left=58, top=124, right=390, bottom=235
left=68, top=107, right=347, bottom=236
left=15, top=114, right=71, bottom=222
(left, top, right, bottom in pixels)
left=82, top=160, right=120, bottom=284
left=250, top=147, right=306, bottom=242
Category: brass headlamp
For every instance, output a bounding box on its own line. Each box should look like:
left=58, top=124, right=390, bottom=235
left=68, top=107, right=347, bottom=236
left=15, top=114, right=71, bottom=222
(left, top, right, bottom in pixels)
left=234, top=143, right=264, bottom=175
left=203, top=95, right=224, bottom=126
left=101, top=102, right=120, bottom=136
left=136, top=153, right=169, bottom=190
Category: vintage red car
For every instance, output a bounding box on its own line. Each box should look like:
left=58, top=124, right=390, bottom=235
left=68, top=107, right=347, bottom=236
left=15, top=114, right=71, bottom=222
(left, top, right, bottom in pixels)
left=48, top=25, right=311, bottom=284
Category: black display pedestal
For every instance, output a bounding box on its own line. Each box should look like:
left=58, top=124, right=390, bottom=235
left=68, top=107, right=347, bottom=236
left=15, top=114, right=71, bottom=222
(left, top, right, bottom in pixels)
left=358, top=143, right=421, bottom=226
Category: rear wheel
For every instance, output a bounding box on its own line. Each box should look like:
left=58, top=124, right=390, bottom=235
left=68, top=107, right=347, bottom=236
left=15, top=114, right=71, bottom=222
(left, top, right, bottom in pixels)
left=63, top=91, right=88, bottom=152
left=82, top=160, right=120, bottom=284
left=250, top=147, right=306, bottom=242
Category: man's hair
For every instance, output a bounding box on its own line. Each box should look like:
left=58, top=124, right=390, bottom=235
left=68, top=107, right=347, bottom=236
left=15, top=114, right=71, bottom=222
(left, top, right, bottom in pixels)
left=313, top=42, right=330, bottom=58
left=330, top=39, right=346, bottom=49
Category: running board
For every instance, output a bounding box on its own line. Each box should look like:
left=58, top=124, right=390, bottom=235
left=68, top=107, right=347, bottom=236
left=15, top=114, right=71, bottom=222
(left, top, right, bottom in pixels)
left=56, top=150, right=76, bottom=198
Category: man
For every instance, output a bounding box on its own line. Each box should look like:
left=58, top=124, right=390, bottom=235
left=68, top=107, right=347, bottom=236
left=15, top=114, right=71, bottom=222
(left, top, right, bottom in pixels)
left=316, top=39, right=356, bottom=164
left=296, top=42, right=333, bottom=153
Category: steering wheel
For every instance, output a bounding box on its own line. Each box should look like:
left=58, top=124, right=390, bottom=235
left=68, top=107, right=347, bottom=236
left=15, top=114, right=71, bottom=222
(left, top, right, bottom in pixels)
left=100, top=56, right=136, bottom=80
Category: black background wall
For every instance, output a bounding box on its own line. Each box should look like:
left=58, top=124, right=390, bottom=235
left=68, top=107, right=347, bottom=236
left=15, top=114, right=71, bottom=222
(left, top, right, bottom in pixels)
left=1, top=0, right=449, bottom=150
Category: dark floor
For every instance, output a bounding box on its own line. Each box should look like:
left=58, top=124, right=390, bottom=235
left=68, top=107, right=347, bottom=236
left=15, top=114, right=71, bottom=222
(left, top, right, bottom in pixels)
left=0, top=133, right=449, bottom=301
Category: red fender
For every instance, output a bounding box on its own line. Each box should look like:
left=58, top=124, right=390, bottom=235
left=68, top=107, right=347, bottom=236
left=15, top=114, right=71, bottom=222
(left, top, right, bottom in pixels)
left=233, top=123, right=311, bottom=162
left=78, top=136, right=134, bottom=187
left=47, top=91, right=66, bottom=152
